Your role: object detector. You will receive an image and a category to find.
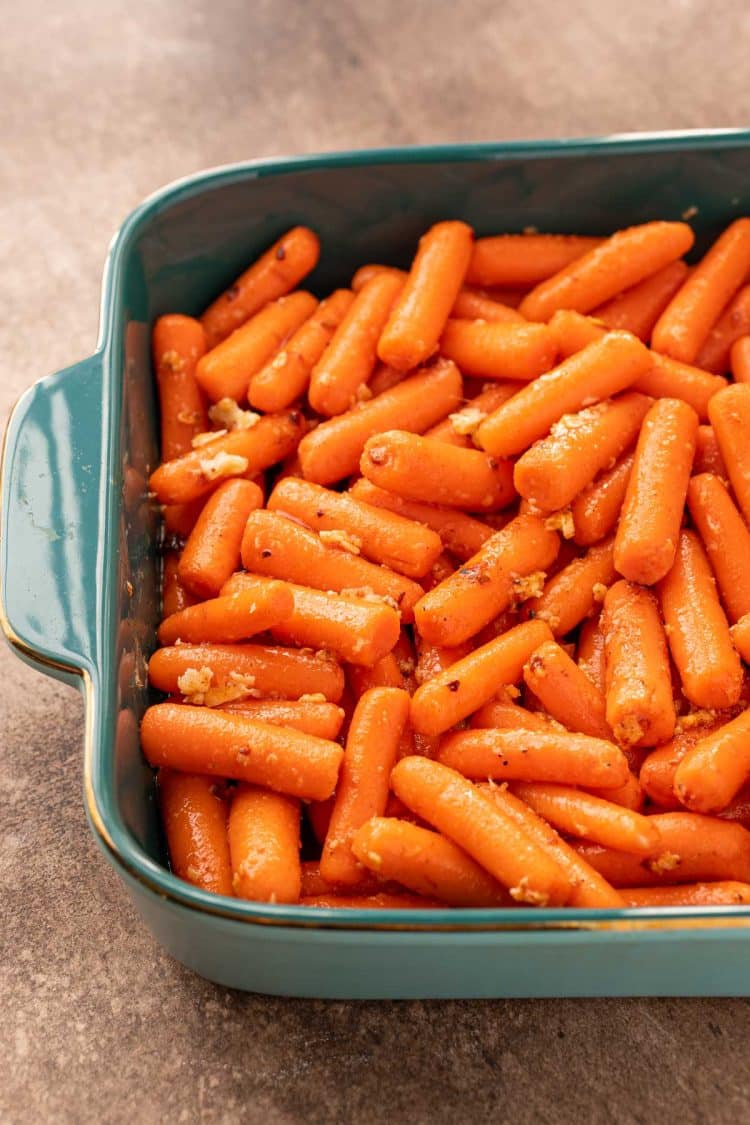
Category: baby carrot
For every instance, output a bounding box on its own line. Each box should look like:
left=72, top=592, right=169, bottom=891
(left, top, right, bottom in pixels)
left=439, top=320, right=557, bottom=381
left=320, top=687, right=410, bottom=885
left=519, top=221, right=694, bottom=322
left=602, top=580, right=676, bottom=748
left=201, top=226, right=320, bottom=347
left=297, top=359, right=463, bottom=485
left=524, top=536, right=615, bottom=639
left=269, top=584, right=401, bottom=667
left=522, top=640, right=611, bottom=740
left=159, top=769, right=233, bottom=896
left=571, top=452, right=634, bottom=548
left=351, top=264, right=406, bottom=291
left=709, top=384, right=750, bottom=523
left=163, top=498, right=206, bottom=541
left=659, top=530, right=742, bottom=710
left=592, top=260, right=690, bottom=341
left=157, top=581, right=293, bottom=646
left=614, top=397, right=698, bottom=585
left=577, top=615, right=606, bottom=691
left=674, top=710, right=750, bottom=814
left=309, top=272, right=404, bottom=416
left=300, top=860, right=388, bottom=898
left=652, top=218, right=750, bottom=363
left=162, top=550, right=197, bottom=619
left=351, top=818, right=511, bottom=907
left=620, top=882, right=750, bottom=906
left=514, top=392, right=651, bottom=513
left=512, top=782, right=660, bottom=856
left=361, top=430, right=515, bottom=511
left=414, top=637, right=473, bottom=687
left=347, top=651, right=408, bottom=696
left=410, top=620, right=554, bottom=736
left=424, top=382, right=521, bottom=448
left=219, top=698, right=345, bottom=740
left=438, top=727, right=630, bottom=789
left=475, top=331, right=653, bottom=458
left=177, top=478, right=263, bottom=598
left=470, top=695, right=553, bottom=731
left=228, top=785, right=301, bottom=903
left=450, top=287, right=526, bottom=323
left=149, top=411, right=305, bottom=505
left=141, top=703, right=343, bottom=801
left=687, top=474, right=750, bottom=623
left=731, top=336, right=750, bottom=383
left=247, top=289, right=355, bottom=411
left=639, top=729, right=707, bottom=810
left=391, top=756, right=571, bottom=905
left=731, top=613, right=750, bottom=662
left=378, top=220, right=474, bottom=371
left=694, top=285, right=750, bottom=373
left=152, top=315, right=208, bottom=459
left=467, top=233, right=603, bottom=288
left=268, top=476, right=442, bottom=578
left=239, top=510, right=424, bottom=620
left=415, top=514, right=560, bottom=646
left=300, top=893, right=442, bottom=909
left=348, top=479, right=492, bottom=560
left=694, top=425, right=727, bottom=476
left=147, top=643, right=344, bottom=703
left=368, top=362, right=407, bottom=396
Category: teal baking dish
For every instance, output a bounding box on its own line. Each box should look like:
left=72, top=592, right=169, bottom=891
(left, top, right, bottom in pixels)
left=4, top=131, right=750, bottom=998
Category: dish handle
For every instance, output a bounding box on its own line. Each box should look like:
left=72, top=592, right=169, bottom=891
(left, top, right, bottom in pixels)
left=1, top=354, right=105, bottom=685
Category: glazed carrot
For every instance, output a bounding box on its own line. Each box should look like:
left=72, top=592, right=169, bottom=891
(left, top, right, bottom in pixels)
left=614, top=397, right=698, bottom=585
left=219, top=698, right=345, bottom=740
left=687, top=474, right=750, bottom=623
left=351, top=264, right=406, bottom=291
left=514, top=393, right=650, bottom=514
left=620, top=882, right=750, bottom=906
left=201, top=226, right=320, bottom=347
left=228, top=785, right=301, bottom=903
left=571, top=452, right=634, bottom=548
left=602, top=581, right=676, bottom=748
left=247, top=289, right=355, bottom=411
left=268, top=476, right=443, bottom=578
left=694, top=425, right=727, bottom=476
left=352, top=818, right=511, bottom=907
left=410, top=620, right=554, bottom=736
left=309, top=272, right=404, bottom=416
left=348, top=479, right=492, bottom=560
left=414, top=637, right=473, bottom=687
left=694, top=285, right=750, bottom=372
left=731, top=613, right=750, bottom=662
left=424, top=383, right=521, bottom=448
left=450, top=287, right=526, bottom=324
left=368, top=362, right=407, bottom=397
left=148, top=643, right=344, bottom=703
left=476, top=331, right=652, bottom=458
left=512, top=782, right=660, bottom=856
left=709, top=384, right=750, bottom=523
left=239, top=509, right=424, bottom=620
left=152, top=315, right=208, bottom=459
left=378, top=220, right=474, bottom=371
left=438, top=727, right=629, bottom=788
left=361, top=430, right=515, bottom=511
left=347, top=651, right=407, bottom=696
left=659, top=530, right=742, bottom=710
left=141, top=703, right=343, bottom=801
left=577, top=615, right=606, bottom=691
left=587, top=770, right=645, bottom=814
left=300, top=893, right=442, bottom=909
left=391, top=757, right=572, bottom=905
left=298, top=359, right=462, bottom=485
left=652, top=219, right=750, bottom=363
left=470, top=695, right=553, bottom=731
left=300, top=860, right=388, bottom=898
left=159, top=769, right=232, bottom=896
left=524, top=536, right=615, bottom=639
left=480, top=784, right=624, bottom=907
left=467, top=234, right=603, bottom=288
left=162, top=551, right=197, bottom=619
left=177, top=478, right=263, bottom=598
left=522, top=640, right=611, bottom=740
left=157, top=581, right=292, bottom=647
left=731, top=336, right=750, bottom=383
left=415, top=514, right=559, bottom=646
left=267, top=583, right=401, bottom=667
left=439, top=320, right=557, bottom=381
left=520, top=222, right=694, bottom=322
left=149, top=412, right=305, bottom=505
left=592, top=260, right=690, bottom=341
left=639, top=723, right=722, bottom=810
left=674, top=710, right=750, bottom=814
left=573, top=813, right=750, bottom=886
left=163, top=498, right=207, bottom=541
left=320, top=687, right=410, bottom=885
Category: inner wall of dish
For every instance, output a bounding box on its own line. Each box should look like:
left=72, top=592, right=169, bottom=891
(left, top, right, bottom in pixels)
left=112, top=142, right=750, bottom=866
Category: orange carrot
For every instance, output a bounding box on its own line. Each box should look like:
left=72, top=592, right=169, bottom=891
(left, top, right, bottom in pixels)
left=652, top=219, right=750, bottom=363
left=219, top=698, right=345, bottom=740
left=177, top=478, right=263, bottom=598
left=159, top=769, right=232, bottom=895
left=350, top=264, right=406, bottom=291
left=152, top=315, right=208, bottom=459
left=694, top=425, right=727, bottom=476
left=450, top=287, right=526, bottom=324
left=659, top=529, right=742, bottom=710
left=267, top=583, right=400, bottom=667
left=639, top=729, right=708, bottom=810
left=300, top=893, right=442, bottom=909
left=476, top=331, right=652, bottom=458
left=347, top=651, right=409, bottom=697
left=524, top=536, right=615, bottom=639
left=592, top=260, right=690, bottom=341
left=466, top=233, right=603, bottom=288
left=512, top=782, right=660, bottom=855
left=470, top=694, right=553, bottom=731
left=163, top=498, right=207, bottom=541
left=602, top=580, right=676, bottom=748
left=201, top=226, right=320, bottom=347
left=361, top=430, right=515, bottom=511
left=299, top=860, right=389, bottom=898
left=320, top=687, right=410, bottom=885
left=577, top=614, right=606, bottom=691
left=694, top=285, right=750, bottom=373
left=228, top=785, right=301, bottom=903
left=731, top=613, right=750, bottom=662
left=731, top=336, right=750, bottom=383
left=415, top=514, right=559, bottom=646
left=522, top=639, right=611, bottom=740
left=368, top=362, right=407, bottom=397
left=298, top=359, right=462, bottom=485
left=709, top=384, right=750, bottom=524
left=391, top=756, right=571, bottom=905
left=414, top=636, right=473, bottom=687
left=162, top=551, right=197, bottom=619
left=439, top=320, right=557, bottom=381
left=520, top=221, right=694, bottom=322
left=157, top=578, right=292, bottom=646
left=674, top=710, right=750, bottom=815
left=141, top=703, right=343, bottom=800
left=620, top=882, right=750, bottom=906
left=687, top=473, right=750, bottom=624
left=378, top=220, right=474, bottom=371
left=247, top=289, right=355, bottom=411
left=424, top=382, right=521, bottom=448
left=614, top=397, right=698, bottom=584
left=571, top=452, right=634, bottom=548
left=309, top=272, right=404, bottom=416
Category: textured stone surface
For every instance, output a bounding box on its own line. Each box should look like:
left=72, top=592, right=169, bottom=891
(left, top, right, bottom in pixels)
left=3, top=2, right=750, bottom=1121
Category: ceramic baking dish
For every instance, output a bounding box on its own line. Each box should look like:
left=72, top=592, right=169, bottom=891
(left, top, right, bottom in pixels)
left=4, top=131, right=750, bottom=998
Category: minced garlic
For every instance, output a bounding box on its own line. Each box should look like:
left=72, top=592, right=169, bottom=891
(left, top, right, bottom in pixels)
left=208, top=397, right=261, bottom=431
left=199, top=450, right=249, bottom=481
left=448, top=405, right=487, bottom=437
left=320, top=529, right=363, bottom=555
left=192, top=429, right=228, bottom=448
left=544, top=509, right=575, bottom=539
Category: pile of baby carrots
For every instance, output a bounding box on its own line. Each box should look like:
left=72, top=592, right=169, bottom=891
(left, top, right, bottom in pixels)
left=142, top=213, right=750, bottom=911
